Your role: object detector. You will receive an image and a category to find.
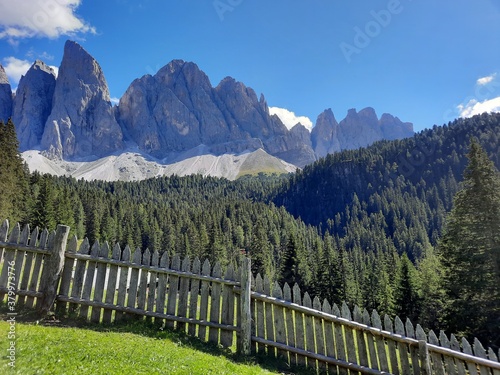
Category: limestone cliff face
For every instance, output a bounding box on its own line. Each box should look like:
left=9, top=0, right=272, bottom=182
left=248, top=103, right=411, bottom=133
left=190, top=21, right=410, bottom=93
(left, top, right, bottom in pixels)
left=117, top=61, right=317, bottom=165
left=12, top=61, right=56, bottom=150
left=13, top=40, right=414, bottom=171
left=41, top=40, right=123, bottom=159
left=311, top=109, right=341, bottom=156
left=0, top=64, right=13, bottom=122
left=312, top=107, right=414, bottom=159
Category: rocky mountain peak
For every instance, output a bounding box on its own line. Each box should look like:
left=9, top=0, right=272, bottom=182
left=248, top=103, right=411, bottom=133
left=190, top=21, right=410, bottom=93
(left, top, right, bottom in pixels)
left=311, top=109, right=341, bottom=157
left=12, top=60, right=57, bottom=150
left=0, top=64, right=13, bottom=122
left=41, top=40, right=123, bottom=159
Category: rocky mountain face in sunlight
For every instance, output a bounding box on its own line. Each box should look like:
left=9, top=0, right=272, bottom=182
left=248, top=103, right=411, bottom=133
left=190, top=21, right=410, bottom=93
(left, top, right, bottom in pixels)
left=40, top=41, right=124, bottom=159
left=3, top=40, right=413, bottom=176
left=12, top=60, right=56, bottom=150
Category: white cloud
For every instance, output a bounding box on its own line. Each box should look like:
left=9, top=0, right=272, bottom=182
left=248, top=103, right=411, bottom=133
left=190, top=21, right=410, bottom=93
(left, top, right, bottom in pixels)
left=458, top=96, right=500, bottom=118
left=110, top=97, right=120, bottom=105
left=2, top=57, right=31, bottom=86
left=477, top=74, right=497, bottom=86
left=0, top=0, right=95, bottom=44
left=269, top=106, right=313, bottom=132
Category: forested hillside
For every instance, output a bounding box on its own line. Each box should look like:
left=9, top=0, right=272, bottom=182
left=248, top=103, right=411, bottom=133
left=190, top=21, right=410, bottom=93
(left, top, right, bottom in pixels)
left=1, top=113, right=499, bottom=347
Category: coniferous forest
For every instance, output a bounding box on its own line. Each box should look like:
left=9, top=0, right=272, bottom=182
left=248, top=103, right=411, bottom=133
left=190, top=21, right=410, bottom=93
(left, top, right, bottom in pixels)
left=1, top=113, right=500, bottom=348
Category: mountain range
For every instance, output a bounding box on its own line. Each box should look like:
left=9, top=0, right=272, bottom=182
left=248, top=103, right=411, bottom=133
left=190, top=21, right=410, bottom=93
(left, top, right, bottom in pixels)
left=0, top=40, right=414, bottom=180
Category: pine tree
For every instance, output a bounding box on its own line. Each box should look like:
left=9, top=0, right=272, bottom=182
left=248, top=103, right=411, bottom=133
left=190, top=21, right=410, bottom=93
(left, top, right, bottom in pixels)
left=0, top=119, right=31, bottom=223
left=438, top=138, right=500, bottom=346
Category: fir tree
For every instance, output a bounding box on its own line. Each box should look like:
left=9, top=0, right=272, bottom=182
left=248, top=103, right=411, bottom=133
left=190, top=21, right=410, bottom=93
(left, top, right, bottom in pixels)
left=438, top=138, right=500, bottom=346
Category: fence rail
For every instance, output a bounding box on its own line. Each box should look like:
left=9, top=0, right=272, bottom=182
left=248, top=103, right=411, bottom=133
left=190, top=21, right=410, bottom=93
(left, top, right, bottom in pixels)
left=1, top=219, right=500, bottom=375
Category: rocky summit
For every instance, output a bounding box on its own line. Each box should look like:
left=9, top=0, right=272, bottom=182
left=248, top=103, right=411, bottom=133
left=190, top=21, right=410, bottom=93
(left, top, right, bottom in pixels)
left=0, top=64, right=12, bottom=123
left=311, top=107, right=414, bottom=159
left=3, top=40, right=414, bottom=178
left=41, top=40, right=123, bottom=159
left=12, top=60, right=57, bottom=151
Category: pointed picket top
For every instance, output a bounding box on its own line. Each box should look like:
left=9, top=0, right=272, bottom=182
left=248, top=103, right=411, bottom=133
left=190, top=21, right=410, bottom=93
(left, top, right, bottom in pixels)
left=202, top=258, right=211, bottom=276
left=171, top=254, right=181, bottom=271
left=462, top=337, right=473, bottom=355
left=322, top=299, right=332, bottom=315
left=8, top=222, right=20, bottom=243
left=263, top=275, right=271, bottom=295
left=224, top=264, right=234, bottom=280
left=182, top=256, right=191, bottom=273
left=160, top=252, right=170, bottom=269
left=67, top=235, right=78, bottom=253
left=332, top=303, right=341, bottom=317
left=142, top=249, right=151, bottom=266
left=292, top=283, right=301, bottom=304
left=395, top=316, right=405, bottom=336
left=132, top=247, right=142, bottom=264
left=100, top=241, right=110, bottom=258
left=112, top=243, right=121, bottom=260
left=488, top=347, right=499, bottom=362
left=272, top=281, right=283, bottom=299
left=303, top=292, right=312, bottom=308
left=313, top=296, right=322, bottom=311
left=439, top=331, right=451, bottom=348
left=416, top=324, right=427, bottom=341
left=405, top=318, right=415, bottom=338
left=90, top=240, right=100, bottom=258
left=28, top=226, right=39, bottom=247
left=78, top=238, right=90, bottom=255
left=353, top=305, right=362, bottom=323
left=255, top=273, right=264, bottom=293
left=341, top=302, right=352, bottom=320
left=362, top=308, right=371, bottom=326
left=122, top=245, right=131, bottom=262
left=0, top=219, right=9, bottom=240
left=473, top=338, right=487, bottom=359
left=152, top=249, right=160, bottom=267
left=283, top=283, right=292, bottom=302
left=20, top=224, right=30, bottom=245
left=450, top=334, right=461, bottom=352
left=384, top=314, right=394, bottom=333
left=39, top=228, right=49, bottom=249
left=428, top=329, right=439, bottom=345
left=212, top=261, right=222, bottom=278
left=192, top=257, right=201, bottom=274
left=372, top=309, right=382, bottom=329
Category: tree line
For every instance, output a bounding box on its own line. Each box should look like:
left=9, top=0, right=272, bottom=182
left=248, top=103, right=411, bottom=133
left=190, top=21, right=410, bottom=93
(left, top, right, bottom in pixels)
left=1, top=113, right=499, bottom=348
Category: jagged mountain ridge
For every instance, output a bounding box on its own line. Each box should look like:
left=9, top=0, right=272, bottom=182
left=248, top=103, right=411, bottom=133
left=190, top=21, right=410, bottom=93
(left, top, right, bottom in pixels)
left=0, top=40, right=414, bottom=178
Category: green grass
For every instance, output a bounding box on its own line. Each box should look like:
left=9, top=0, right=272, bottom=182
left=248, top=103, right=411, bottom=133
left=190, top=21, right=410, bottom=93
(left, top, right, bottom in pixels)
left=0, top=318, right=282, bottom=375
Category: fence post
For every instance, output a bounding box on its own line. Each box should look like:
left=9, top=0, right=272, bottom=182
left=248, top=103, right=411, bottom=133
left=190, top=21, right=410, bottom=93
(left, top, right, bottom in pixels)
left=239, top=256, right=252, bottom=355
left=419, top=340, right=432, bottom=375
left=38, top=225, right=70, bottom=315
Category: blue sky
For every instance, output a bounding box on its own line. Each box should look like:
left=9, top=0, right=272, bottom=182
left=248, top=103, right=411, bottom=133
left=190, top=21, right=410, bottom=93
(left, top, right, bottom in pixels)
left=1, top=0, right=500, bottom=132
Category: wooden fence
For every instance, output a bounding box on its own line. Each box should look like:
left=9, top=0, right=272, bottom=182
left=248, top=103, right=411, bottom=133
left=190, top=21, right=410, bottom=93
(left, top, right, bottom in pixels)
left=1, top=220, right=500, bottom=375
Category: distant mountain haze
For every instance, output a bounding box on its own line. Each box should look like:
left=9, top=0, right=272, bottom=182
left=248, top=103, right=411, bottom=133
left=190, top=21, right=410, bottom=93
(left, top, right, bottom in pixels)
left=0, top=40, right=414, bottom=179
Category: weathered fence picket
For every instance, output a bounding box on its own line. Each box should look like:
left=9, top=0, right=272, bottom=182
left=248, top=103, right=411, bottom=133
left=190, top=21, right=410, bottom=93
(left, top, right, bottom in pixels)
left=188, top=257, right=201, bottom=337
left=115, top=245, right=131, bottom=322
left=2, top=220, right=500, bottom=375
